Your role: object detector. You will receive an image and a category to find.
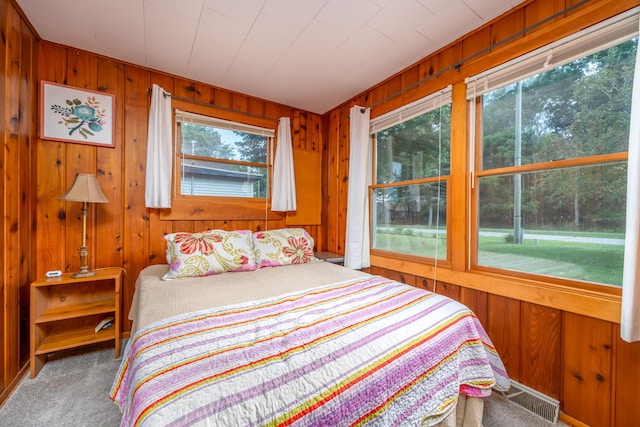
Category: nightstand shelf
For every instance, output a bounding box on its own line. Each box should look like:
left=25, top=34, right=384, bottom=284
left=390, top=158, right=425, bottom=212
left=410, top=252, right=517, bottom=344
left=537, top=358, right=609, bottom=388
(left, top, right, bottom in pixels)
left=35, top=298, right=115, bottom=323
left=35, top=326, right=116, bottom=355
left=30, top=267, right=122, bottom=378
left=315, top=251, right=345, bottom=265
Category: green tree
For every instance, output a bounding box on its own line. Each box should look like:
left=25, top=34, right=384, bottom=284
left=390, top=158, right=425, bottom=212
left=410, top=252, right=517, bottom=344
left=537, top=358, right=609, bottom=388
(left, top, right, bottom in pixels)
left=235, top=131, right=267, bottom=197
left=479, top=38, right=636, bottom=232
left=376, top=106, right=451, bottom=184
left=180, top=123, right=235, bottom=158
left=235, top=132, right=267, bottom=163
left=375, top=105, right=450, bottom=225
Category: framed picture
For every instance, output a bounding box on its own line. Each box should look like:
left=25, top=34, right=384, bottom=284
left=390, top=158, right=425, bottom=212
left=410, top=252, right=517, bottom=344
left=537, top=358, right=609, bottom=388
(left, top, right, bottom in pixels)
left=40, top=81, right=115, bottom=147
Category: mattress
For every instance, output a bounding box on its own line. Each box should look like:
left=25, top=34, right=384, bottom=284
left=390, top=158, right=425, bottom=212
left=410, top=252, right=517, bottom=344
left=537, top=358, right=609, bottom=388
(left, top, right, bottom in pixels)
left=128, top=261, right=369, bottom=334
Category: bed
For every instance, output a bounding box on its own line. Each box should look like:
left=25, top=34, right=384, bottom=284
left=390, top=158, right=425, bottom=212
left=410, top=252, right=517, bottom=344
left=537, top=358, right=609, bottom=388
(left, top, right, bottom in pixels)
left=110, top=228, right=509, bottom=426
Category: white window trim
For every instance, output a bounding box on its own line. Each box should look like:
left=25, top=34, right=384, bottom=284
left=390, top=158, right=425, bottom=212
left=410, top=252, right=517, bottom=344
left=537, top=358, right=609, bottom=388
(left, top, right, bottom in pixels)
left=175, top=109, right=275, bottom=138
left=370, top=86, right=453, bottom=134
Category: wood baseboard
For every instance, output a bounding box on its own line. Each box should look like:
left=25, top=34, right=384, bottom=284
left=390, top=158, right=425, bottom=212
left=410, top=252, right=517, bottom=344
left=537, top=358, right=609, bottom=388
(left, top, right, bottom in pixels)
left=559, top=412, right=591, bottom=427
left=0, top=363, right=29, bottom=408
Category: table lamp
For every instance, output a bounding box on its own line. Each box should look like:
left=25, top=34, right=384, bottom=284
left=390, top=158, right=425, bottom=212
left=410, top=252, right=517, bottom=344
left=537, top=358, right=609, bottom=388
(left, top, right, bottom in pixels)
left=59, top=173, right=109, bottom=277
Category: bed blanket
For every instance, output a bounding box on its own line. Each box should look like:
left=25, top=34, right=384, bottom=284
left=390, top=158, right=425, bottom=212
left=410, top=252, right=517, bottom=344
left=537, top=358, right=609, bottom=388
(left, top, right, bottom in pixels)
left=111, top=276, right=509, bottom=426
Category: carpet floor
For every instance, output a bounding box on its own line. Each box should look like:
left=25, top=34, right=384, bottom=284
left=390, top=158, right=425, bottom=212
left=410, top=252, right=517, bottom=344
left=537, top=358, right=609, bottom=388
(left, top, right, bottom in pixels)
left=0, top=341, right=562, bottom=427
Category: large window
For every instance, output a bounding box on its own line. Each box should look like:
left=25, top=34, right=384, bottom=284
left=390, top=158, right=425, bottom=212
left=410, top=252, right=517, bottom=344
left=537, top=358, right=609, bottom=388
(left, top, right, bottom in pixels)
left=467, top=12, right=638, bottom=287
left=371, top=89, right=451, bottom=260
left=175, top=110, right=273, bottom=198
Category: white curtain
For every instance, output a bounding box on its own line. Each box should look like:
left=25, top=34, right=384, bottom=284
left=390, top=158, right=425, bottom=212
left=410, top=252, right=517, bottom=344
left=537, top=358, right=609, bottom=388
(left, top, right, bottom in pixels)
left=344, top=105, right=371, bottom=269
left=272, top=117, right=296, bottom=211
left=621, top=21, right=640, bottom=343
left=145, top=84, right=172, bottom=208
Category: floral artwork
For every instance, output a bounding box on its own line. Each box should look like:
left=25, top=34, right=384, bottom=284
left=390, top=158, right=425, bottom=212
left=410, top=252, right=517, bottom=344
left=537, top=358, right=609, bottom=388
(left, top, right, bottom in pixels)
left=50, top=97, right=107, bottom=139
left=40, top=81, right=115, bottom=147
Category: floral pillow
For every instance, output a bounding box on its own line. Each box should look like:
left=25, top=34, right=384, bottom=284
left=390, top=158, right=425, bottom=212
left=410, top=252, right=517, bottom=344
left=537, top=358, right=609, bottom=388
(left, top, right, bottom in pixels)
left=252, top=228, right=317, bottom=268
left=163, top=229, right=257, bottom=280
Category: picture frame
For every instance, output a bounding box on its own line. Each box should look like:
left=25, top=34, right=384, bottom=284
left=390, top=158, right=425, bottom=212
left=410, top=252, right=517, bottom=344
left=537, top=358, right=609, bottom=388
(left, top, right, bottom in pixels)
left=40, top=81, right=115, bottom=148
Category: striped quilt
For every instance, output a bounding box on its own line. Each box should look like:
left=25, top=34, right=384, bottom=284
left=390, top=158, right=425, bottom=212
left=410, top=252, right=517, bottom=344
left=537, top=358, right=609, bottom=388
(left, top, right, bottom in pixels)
left=110, top=276, right=509, bottom=427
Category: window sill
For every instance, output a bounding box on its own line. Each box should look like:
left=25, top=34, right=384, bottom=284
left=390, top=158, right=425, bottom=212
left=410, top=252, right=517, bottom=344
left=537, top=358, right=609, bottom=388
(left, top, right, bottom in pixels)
left=370, top=248, right=451, bottom=268
left=159, top=196, right=285, bottom=221
left=370, top=253, right=621, bottom=323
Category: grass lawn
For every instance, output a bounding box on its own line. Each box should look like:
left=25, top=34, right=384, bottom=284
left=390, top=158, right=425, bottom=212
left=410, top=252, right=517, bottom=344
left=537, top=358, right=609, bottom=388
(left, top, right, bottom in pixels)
left=478, top=236, right=623, bottom=286
left=374, top=228, right=623, bottom=286
left=480, top=227, right=624, bottom=240
left=374, top=230, right=446, bottom=259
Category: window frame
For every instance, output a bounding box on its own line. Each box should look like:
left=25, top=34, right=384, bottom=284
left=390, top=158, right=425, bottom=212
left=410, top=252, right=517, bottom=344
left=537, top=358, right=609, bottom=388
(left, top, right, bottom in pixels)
left=369, top=87, right=453, bottom=265
left=160, top=99, right=283, bottom=221
left=466, top=10, right=638, bottom=293
left=174, top=109, right=272, bottom=199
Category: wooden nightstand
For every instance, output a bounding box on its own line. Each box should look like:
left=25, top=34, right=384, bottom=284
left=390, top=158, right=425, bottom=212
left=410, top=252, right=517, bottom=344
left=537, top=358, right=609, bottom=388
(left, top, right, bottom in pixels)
left=30, top=267, right=122, bottom=378
left=315, top=251, right=345, bottom=265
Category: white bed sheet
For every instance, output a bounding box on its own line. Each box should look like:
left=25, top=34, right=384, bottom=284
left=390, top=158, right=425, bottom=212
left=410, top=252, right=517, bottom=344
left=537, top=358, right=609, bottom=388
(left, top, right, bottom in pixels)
left=129, top=261, right=369, bottom=334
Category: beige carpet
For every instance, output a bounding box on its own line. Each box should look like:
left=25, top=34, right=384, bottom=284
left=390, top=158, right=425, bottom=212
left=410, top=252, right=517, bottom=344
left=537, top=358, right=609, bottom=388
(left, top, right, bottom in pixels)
left=0, top=342, right=562, bottom=427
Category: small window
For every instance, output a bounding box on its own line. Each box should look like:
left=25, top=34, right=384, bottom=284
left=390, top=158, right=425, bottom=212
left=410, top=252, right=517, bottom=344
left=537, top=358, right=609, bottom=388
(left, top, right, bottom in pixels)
left=175, top=110, right=274, bottom=198
left=371, top=89, right=452, bottom=260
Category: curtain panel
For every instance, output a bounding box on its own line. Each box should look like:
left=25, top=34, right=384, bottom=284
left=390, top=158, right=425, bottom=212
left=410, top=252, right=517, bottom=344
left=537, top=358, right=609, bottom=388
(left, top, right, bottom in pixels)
left=344, top=105, right=371, bottom=270
left=621, top=17, right=640, bottom=342
left=272, top=117, right=296, bottom=212
left=145, top=84, right=173, bottom=208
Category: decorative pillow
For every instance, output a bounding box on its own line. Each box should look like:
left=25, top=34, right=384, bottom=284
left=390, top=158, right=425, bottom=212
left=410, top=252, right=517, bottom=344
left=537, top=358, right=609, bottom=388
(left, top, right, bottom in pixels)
left=252, top=228, right=317, bottom=268
left=163, top=229, right=257, bottom=280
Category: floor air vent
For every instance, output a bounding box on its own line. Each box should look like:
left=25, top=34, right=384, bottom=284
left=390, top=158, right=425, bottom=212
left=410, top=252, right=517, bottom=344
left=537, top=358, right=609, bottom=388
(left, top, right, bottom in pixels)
left=498, top=380, right=560, bottom=424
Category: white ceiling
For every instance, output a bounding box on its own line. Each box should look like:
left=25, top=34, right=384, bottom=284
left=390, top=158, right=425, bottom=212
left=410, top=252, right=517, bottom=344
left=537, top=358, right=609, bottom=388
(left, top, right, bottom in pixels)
left=17, top=0, right=524, bottom=114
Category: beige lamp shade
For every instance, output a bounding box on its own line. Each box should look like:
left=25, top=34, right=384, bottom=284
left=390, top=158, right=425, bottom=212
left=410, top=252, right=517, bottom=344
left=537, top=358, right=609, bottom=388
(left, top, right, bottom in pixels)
left=58, top=173, right=108, bottom=277
left=59, top=173, right=109, bottom=203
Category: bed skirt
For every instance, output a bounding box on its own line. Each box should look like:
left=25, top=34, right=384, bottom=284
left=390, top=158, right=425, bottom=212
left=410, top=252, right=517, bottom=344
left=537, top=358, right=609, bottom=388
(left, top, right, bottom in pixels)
left=441, top=395, right=483, bottom=427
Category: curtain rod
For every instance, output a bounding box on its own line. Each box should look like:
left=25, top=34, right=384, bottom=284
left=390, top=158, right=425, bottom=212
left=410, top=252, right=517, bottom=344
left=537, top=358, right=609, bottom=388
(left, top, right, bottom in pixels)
left=147, top=88, right=279, bottom=123
left=363, top=0, right=593, bottom=111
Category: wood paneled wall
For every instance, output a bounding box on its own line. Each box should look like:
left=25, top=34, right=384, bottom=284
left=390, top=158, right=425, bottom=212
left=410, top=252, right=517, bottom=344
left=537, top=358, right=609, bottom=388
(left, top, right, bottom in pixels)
left=34, top=44, right=324, bottom=332
left=2, top=0, right=639, bottom=425
left=0, top=0, right=37, bottom=400
left=323, top=0, right=640, bottom=426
